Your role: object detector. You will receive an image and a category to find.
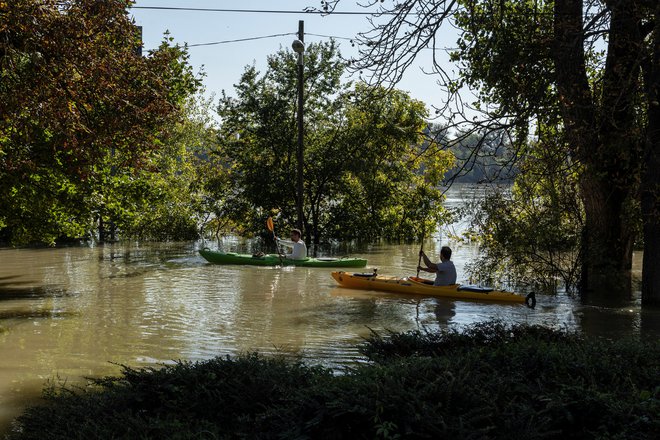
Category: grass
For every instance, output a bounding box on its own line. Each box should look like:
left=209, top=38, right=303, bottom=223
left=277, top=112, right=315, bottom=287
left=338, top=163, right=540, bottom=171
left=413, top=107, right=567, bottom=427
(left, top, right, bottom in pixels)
left=8, top=320, right=659, bottom=439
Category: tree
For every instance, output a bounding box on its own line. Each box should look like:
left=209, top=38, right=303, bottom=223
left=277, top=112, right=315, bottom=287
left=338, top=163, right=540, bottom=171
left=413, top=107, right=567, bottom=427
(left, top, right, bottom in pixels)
left=113, top=91, right=220, bottom=241
left=640, top=1, right=660, bottom=306
left=320, top=0, right=660, bottom=305
left=214, top=41, right=452, bottom=243
left=0, top=0, right=201, bottom=245
left=322, top=84, right=452, bottom=242
left=466, top=133, right=584, bottom=293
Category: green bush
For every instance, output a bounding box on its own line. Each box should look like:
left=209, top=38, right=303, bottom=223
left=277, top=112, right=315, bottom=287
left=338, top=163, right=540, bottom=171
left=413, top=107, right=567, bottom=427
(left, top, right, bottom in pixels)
left=9, top=321, right=659, bottom=439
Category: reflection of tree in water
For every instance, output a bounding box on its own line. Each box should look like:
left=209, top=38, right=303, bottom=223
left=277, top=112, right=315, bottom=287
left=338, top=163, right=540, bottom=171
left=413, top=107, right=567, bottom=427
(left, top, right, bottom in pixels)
left=579, top=305, right=660, bottom=340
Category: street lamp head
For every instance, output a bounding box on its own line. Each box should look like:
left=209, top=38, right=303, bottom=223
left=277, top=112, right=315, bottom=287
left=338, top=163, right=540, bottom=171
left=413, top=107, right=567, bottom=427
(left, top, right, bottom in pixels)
left=292, top=39, right=305, bottom=54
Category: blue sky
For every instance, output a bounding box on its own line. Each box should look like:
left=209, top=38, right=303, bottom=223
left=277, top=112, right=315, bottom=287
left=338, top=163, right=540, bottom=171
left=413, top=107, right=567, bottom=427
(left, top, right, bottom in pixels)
left=129, top=0, right=458, bottom=114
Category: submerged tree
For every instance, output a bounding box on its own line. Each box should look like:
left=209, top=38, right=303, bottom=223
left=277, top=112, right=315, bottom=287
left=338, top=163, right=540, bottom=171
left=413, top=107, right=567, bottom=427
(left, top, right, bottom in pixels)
left=215, top=41, right=452, bottom=243
left=0, top=0, right=201, bottom=245
left=467, top=134, right=584, bottom=293
left=319, top=0, right=660, bottom=305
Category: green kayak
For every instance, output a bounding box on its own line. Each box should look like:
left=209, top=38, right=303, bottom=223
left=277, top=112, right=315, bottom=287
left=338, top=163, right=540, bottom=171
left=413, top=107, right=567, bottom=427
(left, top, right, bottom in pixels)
left=199, top=248, right=367, bottom=268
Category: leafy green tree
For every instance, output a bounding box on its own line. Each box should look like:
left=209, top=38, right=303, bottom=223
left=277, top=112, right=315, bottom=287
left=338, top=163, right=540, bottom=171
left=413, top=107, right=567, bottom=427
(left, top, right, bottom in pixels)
left=323, top=84, right=452, bottom=241
left=466, top=133, right=584, bottom=293
left=110, top=91, right=220, bottom=241
left=215, top=41, right=452, bottom=243
left=321, top=0, right=660, bottom=305
left=0, top=0, right=201, bottom=245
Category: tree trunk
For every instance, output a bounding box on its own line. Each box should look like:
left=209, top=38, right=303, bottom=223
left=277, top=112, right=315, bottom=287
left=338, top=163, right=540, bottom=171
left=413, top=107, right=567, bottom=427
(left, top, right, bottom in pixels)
left=553, top=0, right=641, bottom=303
left=642, top=187, right=660, bottom=306
left=579, top=174, right=633, bottom=303
left=641, top=1, right=660, bottom=306
left=310, top=200, right=320, bottom=246
left=99, top=216, right=106, bottom=243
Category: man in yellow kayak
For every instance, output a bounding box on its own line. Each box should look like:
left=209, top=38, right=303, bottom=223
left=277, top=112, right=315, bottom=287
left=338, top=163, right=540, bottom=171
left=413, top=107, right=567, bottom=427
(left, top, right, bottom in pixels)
left=276, top=229, right=307, bottom=260
left=418, top=246, right=457, bottom=286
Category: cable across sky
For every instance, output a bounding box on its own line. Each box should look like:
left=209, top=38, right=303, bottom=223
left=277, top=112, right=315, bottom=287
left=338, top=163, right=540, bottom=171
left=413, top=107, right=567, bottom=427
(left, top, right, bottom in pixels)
left=187, top=33, right=297, bottom=48
left=129, top=6, right=388, bottom=16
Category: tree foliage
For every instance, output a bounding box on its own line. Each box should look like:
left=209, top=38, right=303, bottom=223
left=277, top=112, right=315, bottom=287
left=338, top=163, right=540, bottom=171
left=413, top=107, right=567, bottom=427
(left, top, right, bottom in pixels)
left=114, top=92, right=221, bottom=241
left=467, top=136, right=584, bottom=293
left=0, top=0, right=202, bottom=245
left=214, top=41, right=453, bottom=243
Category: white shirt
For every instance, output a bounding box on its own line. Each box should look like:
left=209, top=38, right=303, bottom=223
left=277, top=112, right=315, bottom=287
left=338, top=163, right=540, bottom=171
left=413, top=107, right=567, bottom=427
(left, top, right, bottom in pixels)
left=277, top=238, right=307, bottom=260
left=434, top=260, right=457, bottom=286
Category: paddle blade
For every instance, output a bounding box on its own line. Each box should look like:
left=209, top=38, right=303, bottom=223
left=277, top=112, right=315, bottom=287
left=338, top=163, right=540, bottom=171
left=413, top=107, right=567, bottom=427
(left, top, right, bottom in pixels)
left=266, top=217, right=274, bottom=232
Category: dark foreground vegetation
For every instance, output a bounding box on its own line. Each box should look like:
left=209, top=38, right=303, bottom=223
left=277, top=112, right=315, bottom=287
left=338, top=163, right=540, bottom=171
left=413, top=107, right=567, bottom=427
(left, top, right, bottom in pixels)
left=9, top=321, right=659, bottom=439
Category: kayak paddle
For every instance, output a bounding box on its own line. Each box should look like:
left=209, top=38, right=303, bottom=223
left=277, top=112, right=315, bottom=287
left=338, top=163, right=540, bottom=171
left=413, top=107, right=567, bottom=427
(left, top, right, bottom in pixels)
left=266, top=217, right=284, bottom=265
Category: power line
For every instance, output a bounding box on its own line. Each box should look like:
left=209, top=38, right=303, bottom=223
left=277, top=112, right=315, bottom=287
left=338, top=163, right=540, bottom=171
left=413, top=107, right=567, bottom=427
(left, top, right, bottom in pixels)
left=306, top=33, right=353, bottom=42
left=280, top=32, right=393, bottom=44
left=187, top=33, right=296, bottom=48
left=179, top=32, right=455, bottom=51
left=130, top=6, right=382, bottom=15
left=180, top=32, right=351, bottom=51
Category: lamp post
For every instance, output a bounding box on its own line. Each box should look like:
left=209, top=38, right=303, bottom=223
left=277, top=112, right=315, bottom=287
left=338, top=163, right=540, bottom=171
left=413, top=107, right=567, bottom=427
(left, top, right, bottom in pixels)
left=292, top=21, right=305, bottom=234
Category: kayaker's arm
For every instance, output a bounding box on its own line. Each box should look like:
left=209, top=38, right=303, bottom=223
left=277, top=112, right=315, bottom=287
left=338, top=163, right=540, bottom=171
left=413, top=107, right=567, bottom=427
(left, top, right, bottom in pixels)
left=419, top=251, right=438, bottom=271
left=276, top=237, right=295, bottom=248
left=276, top=237, right=307, bottom=260
left=417, top=265, right=437, bottom=274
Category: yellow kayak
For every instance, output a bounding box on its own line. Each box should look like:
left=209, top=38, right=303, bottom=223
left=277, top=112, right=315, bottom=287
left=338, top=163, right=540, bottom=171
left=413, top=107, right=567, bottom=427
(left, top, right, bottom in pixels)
left=331, top=271, right=536, bottom=307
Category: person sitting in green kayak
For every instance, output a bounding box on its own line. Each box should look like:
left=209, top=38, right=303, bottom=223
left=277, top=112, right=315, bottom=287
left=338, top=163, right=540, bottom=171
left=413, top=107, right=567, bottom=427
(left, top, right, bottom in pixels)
left=276, top=229, right=307, bottom=260
left=418, top=246, right=457, bottom=286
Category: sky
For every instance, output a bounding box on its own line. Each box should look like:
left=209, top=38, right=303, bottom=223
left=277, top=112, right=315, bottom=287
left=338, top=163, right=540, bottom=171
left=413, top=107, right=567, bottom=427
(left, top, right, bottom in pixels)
left=128, top=0, right=458, bottom=115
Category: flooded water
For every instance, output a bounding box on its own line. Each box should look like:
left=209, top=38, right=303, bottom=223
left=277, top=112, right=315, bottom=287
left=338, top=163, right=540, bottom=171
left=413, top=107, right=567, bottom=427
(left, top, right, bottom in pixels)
left=1, top=186, right=658, bottom=435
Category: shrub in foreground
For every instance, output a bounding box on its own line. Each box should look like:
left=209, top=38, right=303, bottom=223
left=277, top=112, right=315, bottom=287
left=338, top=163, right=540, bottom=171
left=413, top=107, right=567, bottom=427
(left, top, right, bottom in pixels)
left=9, top=321, right=659, bottom=439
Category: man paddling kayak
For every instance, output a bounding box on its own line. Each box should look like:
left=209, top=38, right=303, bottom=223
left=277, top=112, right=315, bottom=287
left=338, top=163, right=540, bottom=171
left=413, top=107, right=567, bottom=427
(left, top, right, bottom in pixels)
left=418, top=246, right=457, bottom=286
left=276, top=228, right=307, bottom=260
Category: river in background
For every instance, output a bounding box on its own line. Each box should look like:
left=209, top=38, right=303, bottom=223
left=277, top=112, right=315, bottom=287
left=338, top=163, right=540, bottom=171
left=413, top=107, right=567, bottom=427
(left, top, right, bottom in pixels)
left=1, top=185, right=658, bottom=435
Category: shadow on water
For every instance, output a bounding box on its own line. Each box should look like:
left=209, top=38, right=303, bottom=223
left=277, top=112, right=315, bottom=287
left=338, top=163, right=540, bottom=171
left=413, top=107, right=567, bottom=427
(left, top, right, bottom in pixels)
left=0, top=277, right=78, bottom=320
left=0, top=280, right=72, bottom=301
left=0, top=309, right=79, bottom=320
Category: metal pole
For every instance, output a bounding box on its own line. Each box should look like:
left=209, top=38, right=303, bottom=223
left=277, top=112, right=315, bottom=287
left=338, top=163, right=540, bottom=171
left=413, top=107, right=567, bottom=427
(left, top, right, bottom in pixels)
left=296, top=20, right=305, bottom=233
